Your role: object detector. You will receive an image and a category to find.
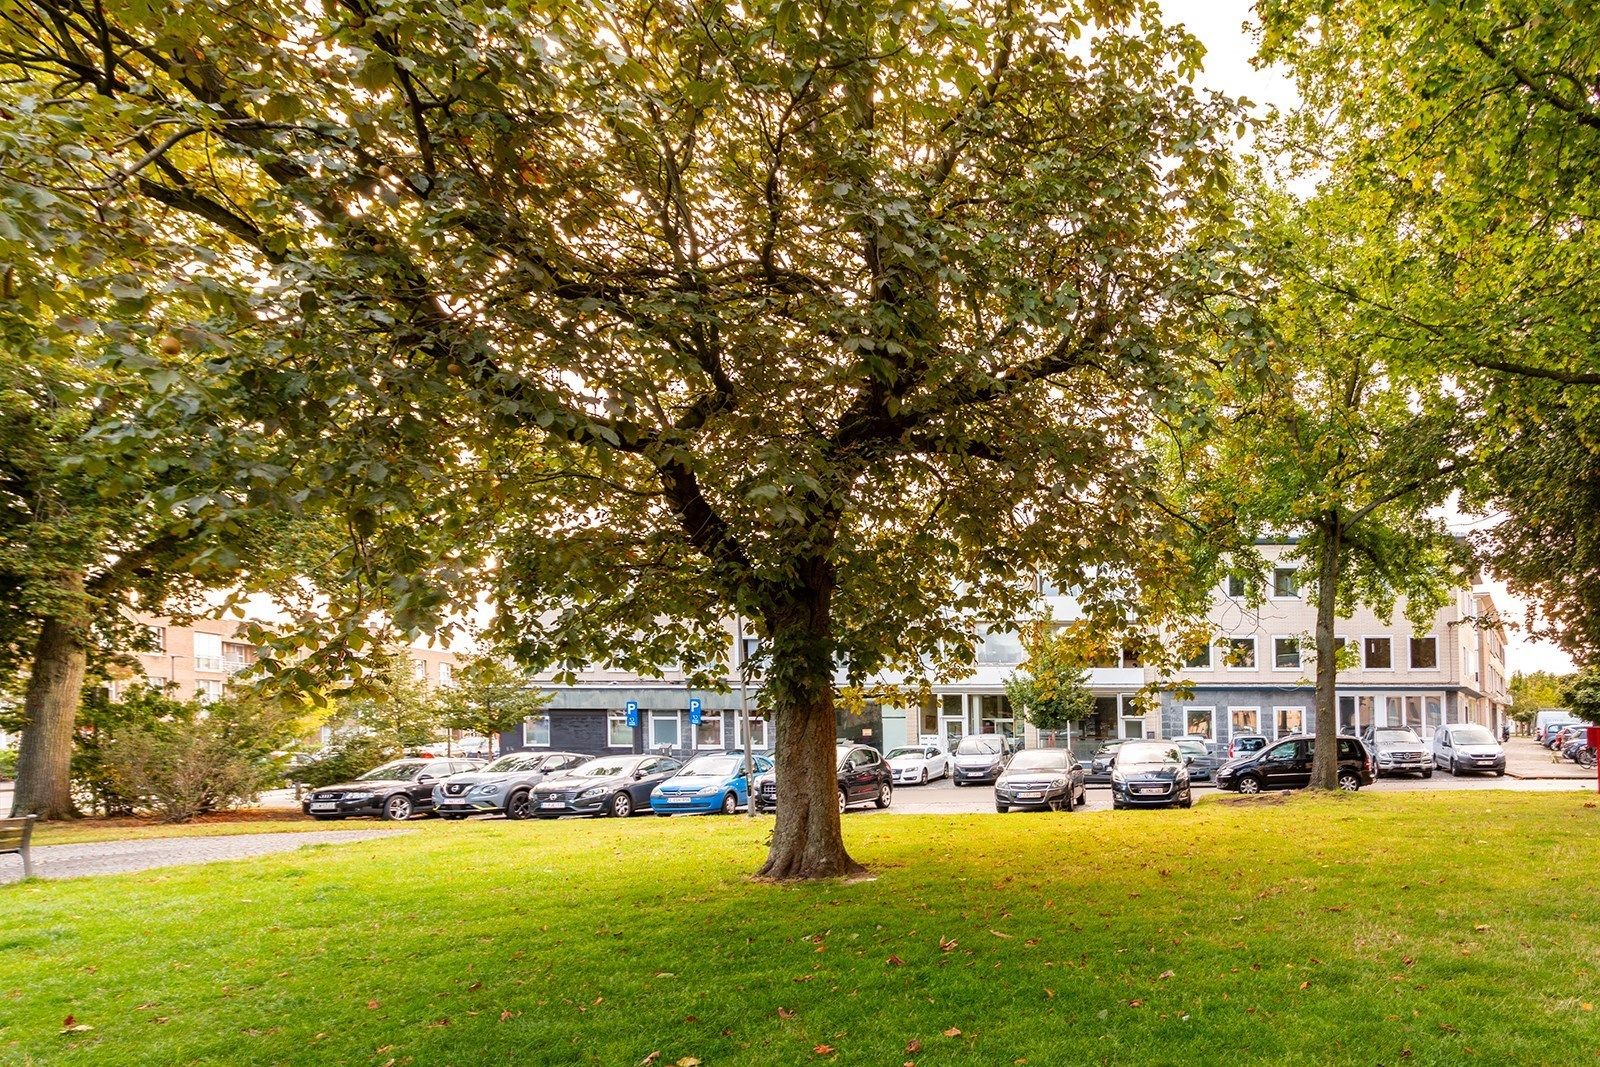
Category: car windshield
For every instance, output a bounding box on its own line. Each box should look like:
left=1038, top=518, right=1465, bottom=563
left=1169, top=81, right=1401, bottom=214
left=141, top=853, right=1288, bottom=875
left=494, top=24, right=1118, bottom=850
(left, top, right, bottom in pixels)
left=1007, top=750, right=1070, bottom=771
left=886, top=748, right=926, bottom=760
left=1453, top=726, right=1498, bottom=746
left=680, top=755, right=741, bottom=777
left=483, top=754, right=533, bottom=773
left=1118, top=743, right=1179, bottom=769
left=359, top=762, right=424, bottom=781
left=571, top=759, right=638, bottom=778
left=1374, top=729, right=1421, bottom=744
left=954, top=737, right=1004, bottom=756
left=1177, top=741, right=1207, bottom=756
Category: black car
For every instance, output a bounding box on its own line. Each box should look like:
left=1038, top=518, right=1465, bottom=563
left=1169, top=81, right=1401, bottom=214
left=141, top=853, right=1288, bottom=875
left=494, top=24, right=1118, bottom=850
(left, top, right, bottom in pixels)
left=951, top=735, right=1011, bottom=786
left=432, top=751, right=590, bottom=819
left=1109, top=741, right=1193, bottom=810
left=754, top=744, right=893, bottom=814
left=530, top=754, right=682, bottom=818
left=1086, top=740, right=1127, bottom=784
left=1359, top=726, right=1431, bottom=778
left=303, top=758, right=482, bottom=821
left=1215, top=734, right=1374, bottom=794
left=994, top=749, right=1087, bottom=813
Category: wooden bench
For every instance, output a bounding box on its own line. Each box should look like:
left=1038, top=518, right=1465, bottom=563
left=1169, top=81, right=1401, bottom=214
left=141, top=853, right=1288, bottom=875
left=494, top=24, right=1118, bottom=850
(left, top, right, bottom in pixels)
left=0, top=816, right=36, bottom=879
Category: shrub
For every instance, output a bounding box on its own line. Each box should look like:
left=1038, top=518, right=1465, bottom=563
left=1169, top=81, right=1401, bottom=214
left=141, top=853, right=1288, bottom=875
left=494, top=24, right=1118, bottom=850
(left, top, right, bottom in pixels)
left=294, top=731, right=400, bottom=789
left=0, top=747, right=16, bottom=782
left=101, top=720, right=276, bottom=823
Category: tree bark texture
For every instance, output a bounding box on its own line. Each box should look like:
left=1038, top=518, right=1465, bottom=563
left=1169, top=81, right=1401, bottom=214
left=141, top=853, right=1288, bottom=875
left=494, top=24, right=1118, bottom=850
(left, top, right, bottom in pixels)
left=1309, top=515, right=1343, bottom=790
left=756, top=581, right=864, bottom=881
left=11, top=580, right=90, bottom=819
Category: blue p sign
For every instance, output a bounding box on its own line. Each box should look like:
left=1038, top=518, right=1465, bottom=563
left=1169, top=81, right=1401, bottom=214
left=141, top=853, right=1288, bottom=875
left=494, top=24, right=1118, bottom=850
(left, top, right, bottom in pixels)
left=689, top=697, right=702, bottom=726
left=625, top=700, right=639, bottom=728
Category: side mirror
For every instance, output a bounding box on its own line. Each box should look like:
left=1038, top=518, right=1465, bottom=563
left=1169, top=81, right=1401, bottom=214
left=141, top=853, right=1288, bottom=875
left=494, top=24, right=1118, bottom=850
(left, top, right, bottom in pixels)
left=1184, top=756, right=1195, bottom=766
left=418, top=774, right=435, bottom=783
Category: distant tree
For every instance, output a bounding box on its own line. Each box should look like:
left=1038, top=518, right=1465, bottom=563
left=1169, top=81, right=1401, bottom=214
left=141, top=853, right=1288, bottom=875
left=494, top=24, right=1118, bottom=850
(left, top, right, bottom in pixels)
left=1004, top=622, right=1096, bottom=741
left=1562, top=670, right=1600, bottom=727
left=338, top=650, right=442, bottom=757
left=1509, top=670, right=1570, bottom=727
left=437, top=654, right=551, bottom=756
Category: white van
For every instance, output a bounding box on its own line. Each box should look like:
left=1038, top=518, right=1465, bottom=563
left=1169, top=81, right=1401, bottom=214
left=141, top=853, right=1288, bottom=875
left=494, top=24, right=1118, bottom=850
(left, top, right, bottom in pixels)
left=1534, top=710, right=1582, bottom=744
left=1432, top=723, right=1506, bottom=777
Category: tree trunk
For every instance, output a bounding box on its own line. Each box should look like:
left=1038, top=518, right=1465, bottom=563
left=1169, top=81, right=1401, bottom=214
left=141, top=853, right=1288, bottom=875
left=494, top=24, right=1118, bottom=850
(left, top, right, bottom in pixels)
left=755, top=579, right=864, bottom=881
left=1309, top=515, right=1342, bottom=790
left=11, top=583, right=90, bottom=820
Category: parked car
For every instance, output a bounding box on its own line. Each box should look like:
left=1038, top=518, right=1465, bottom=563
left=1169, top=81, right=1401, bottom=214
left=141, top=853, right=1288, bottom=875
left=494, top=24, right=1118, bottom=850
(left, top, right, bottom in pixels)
left=650, top=752, right=774, bottom=816
left=1215, top=735, right=1373, bottom=794
left=1109, top=741, right=1193, bottom=809
left=1175, top=739, right=1217, bottom=782
left=1360, top=726, right=1432, bottom=778
left=303, top=758, right=482, bottom=821
left=754, top=744, right=892, bottom=814
left=951, top=735, right=1012, bottom=786
left=1173, top=733, right=1213, bottom=752
left=1544, top=722, right=1585, bottom=747
left=994, top=749, right=1087, bottom=813
left=1432, top=723, right=1506, bottom=777
left=885, top=744, right=952, bottom=785
left=1086, top=740, right=1126, bottom=784
left=1535, top=711, right=1584, bottom=745
left=1551, top=725, right=1587, bottom=751
left=530, top=755, right=682, bottom=818
left=432, top=751, right=589, bottom=820
left=1228, top=734, right=1269, bottom=760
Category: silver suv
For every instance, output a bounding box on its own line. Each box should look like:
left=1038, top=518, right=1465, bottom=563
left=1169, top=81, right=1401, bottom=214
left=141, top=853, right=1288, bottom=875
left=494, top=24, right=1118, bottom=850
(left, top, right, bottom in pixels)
left=1360, top=726, right=1431, bottom=778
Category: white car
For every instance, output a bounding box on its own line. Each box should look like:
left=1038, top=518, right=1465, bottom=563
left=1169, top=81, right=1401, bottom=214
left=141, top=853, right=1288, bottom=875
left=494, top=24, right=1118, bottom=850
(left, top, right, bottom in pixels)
left=1431, top=723, right=1507, bottom=777
left=885, top=744, right=953, bottom=785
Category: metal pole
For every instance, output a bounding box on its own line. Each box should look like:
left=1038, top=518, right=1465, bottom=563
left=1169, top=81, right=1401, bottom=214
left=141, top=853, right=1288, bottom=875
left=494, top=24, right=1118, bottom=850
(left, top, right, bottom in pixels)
left=737, top=615, right=754, bottom=818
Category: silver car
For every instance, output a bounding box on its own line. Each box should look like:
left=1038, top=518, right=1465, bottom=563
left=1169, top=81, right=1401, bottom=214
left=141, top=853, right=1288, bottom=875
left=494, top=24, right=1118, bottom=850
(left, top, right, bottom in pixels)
left=432, top=751, right=589, bottom=820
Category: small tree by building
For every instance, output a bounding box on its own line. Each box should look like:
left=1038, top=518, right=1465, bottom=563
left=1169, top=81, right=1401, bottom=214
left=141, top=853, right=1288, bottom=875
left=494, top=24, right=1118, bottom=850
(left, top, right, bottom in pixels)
left=437, top=654, right=551, bottom=757
left=1004, top=622, right=1096, bottom=746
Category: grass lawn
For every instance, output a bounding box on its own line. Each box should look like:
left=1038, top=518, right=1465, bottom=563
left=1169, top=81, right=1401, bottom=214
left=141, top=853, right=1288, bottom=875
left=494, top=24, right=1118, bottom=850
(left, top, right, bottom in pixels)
left=3, top=791, right=1599, bottom=1066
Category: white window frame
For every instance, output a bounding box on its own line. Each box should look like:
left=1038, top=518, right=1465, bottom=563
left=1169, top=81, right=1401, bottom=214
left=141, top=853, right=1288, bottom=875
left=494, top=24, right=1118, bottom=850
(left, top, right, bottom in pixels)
left=438, top=661, right=454, bottom=687
left=1409, top=635, right=1439, bottom=671
left=607, top=712, right=633, bottom=749
left=734, top=714, right=770, bottom=751
left=1361, top=636, right=1394, bottom=671
left=649, top=712, right=681, bottom=750
left=1182, top=706, right=1217, bottom=740
left=1229, top=706, right=1261, bottom=735
left=1273, top=706, right=1305, bottom=738
left=525, top=713, right=551, bottom=748
left=147, top=625, right=166, bottom=653
left=1271, top=635, right=1302, bottom=671
left=1224, top=636, right=1258, bottom=671
left=1225, top=573, right=1250, bottom=598
left=1270, top=567, right=1300, bottom=599
left=694, top=712, right=723, bottom=750
left=1184, top=640, right=1213, bottom=670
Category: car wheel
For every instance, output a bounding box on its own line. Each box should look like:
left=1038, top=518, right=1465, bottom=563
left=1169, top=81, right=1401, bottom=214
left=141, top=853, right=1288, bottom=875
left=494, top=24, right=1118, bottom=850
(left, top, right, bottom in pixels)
left=1337, top=771, right=1361, bottom=791
left=1237, top=775, right=1263, bottom=795
left=382, top=795, right=413, bottom=821
left=1063, top=787, right=1076, bottom=813
left=610, top=792, right=632, bottom=818
left=995, top=802, right=1008, bottom=813
left=721, top=791, right=739, bottom=815
left=875, top=782, right=892, bottom=809
left=837, top=788, right=848, bottom=815
left=1180, top=788, right=1193, bottom=809
left=506, top=790, right=533, bottom=820
left=919, top=769, right=928, bottom=785
left=1450, top=757, right=1461, bottom=777
left=1422, top=769, right=1433, bottom=779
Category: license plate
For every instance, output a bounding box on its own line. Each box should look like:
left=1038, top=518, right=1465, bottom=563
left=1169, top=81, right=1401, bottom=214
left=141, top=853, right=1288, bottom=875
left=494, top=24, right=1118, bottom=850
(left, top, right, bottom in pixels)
left=309, top=803, right=335, bottom=812
left=670, top=797, right=692, bottom=804
left=1135, top=787, right=1164, bottom=795
left=1018, top=791, right=1043, bottom=800
left=539, top=801, right=564, bottom=809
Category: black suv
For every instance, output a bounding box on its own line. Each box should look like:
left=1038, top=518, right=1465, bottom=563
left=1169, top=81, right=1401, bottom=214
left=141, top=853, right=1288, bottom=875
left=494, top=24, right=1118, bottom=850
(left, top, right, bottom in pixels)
left=303, top=758, right=482, bottom=821
left=754, top=744, right=892, bottom=815
left=1216, top=735, right=1374, bottom=793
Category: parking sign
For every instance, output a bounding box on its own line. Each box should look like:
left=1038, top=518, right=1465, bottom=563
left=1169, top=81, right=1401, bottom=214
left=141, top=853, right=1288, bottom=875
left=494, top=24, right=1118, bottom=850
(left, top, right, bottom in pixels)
left=625, top=700, right=639, bottom=728
left=689, top=697, right=702, bottom=726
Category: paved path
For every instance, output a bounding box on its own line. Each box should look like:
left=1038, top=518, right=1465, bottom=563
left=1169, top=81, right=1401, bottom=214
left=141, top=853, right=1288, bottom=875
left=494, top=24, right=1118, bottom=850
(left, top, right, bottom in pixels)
left=0, top=829, right=400, bottom=885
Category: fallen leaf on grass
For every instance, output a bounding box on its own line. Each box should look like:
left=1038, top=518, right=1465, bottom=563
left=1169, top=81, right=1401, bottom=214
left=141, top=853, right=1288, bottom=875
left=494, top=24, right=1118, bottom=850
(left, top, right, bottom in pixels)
left=939, top=937, right=958, bottom=953
left=468, top=981, right=483, bottom=992
left=1128, top=1000, right=1144, bottom=1008
left=812, top=1045, right=835, bottom=1056
left=1158, top=970, right=1175, bottom=980
left=907, top=1039, right=922, bottom=1053
left=676, top=1058, right=701, bottom=1066
left=1585, top=1004, right=1595, bottom=1013
left=60, top=1013, right=93, bottom=1035
left=426, top=1018, right=450, bottom=1029
left=1438, top=1023, right=1459, bottom=1033
left=778, top=1007, right=796, bottom=1020
left=1299, top=981, right=1311, bottom=990
left=943, top=1027, right=962, bottom=1037
left=640, top=1052, right=660, bottom=1066
left=886, top=955, right=904, bottom=966
left=792, top=974, right=815, bottom=983
left=1474, top=924, right=1491, bottom=932
left=500, top=1010, right=515, bottom=1022
left=989, top=930, right=1012, bottom=939
left=1044, top=989, right=1055, bottom=999
left=367, top=1000, right=380, bottom=1010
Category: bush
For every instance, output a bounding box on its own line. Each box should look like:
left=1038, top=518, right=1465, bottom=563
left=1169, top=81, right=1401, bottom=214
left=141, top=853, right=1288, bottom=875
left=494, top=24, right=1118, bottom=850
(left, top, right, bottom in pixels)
left=0, top=747, right=15, bottom=782
left=101, top=720, right=277, bottom=823
left=294, top=731, right=400, bottom=789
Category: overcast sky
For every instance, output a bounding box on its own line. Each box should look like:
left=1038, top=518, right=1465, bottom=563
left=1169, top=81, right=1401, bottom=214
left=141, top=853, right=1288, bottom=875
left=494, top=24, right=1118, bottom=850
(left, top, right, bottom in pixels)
left=1159, top=0, right=1575, bottom=679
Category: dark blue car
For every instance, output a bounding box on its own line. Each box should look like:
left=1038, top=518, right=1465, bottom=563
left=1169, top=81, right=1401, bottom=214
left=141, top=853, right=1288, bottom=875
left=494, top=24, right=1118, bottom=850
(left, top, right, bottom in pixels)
left=651, top=752, right=774, bottom=816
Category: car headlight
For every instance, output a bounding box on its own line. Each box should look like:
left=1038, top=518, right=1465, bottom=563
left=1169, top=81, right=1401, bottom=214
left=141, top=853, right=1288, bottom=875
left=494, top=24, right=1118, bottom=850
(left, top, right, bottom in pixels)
left=475, top=783, right=503, bottom=796
left=696, top=785, right=722, bottom=797
left=343, top=790, right=373, bottom=799
left=1110, top=773, right=1125, bottom=787
left=1051, top=777, right=1068, bottom=788
left=578, top=786, right=607, bottom=799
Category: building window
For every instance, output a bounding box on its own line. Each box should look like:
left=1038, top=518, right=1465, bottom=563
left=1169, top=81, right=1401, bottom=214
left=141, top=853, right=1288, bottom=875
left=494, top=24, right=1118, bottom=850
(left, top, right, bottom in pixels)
left=193, top=632, right=223, bottom=673
left=1230, top=707, right=1260, bottom=734
left=1120, top=647, right=1141, bottom=669
left=525, top=714, right=551, bottom=747
left=1224, top=637, right=1257, bottom=669
left=1273, top=637, right=1302, bottom=670
left=1275, top=706, right=1304, bottom=737
left=1226, top=572, right=1251, bottom=598
left=1184, top=706, right=1216, bottom=739
left=608, top=712, right=633, bottom=748
left=695, top=713, right=723, bottom=749
left=146, top=625, right=166, bottom=653
left=438, top=662, right=454, bottom=687
left=195, top=678, right=224, bottom=703
left=1409, top=636, right=1438, bottom=670
left=920, top=698, right=938, bottom=739
left=1184, top=641, right=1212, bottom=669
left=1363, top=637, right=1393, bottom=670
left=1271, top=567, right=1299, bottom=598
left=737, top=635, right=761, bottom=670
left=650, top=712, right=680, bottom=750
left=735, top=714, right=770, bottom=750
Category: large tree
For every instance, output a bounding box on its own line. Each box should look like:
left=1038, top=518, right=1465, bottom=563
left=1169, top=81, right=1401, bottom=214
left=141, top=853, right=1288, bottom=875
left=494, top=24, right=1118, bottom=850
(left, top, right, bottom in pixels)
left=0, top=0, right=1238, bottom=876
left=1257, top=0, right=1600, bottom=663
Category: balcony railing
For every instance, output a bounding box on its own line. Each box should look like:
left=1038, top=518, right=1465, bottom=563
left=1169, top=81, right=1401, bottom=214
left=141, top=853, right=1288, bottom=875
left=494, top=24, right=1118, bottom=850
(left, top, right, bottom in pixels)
left=194, top=656, right=253, bottom=675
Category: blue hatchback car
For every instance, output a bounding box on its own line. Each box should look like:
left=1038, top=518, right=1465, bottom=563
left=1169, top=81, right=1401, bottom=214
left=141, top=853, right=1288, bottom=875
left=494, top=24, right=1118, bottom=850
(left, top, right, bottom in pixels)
left=650, top=752, right=774, bottom=816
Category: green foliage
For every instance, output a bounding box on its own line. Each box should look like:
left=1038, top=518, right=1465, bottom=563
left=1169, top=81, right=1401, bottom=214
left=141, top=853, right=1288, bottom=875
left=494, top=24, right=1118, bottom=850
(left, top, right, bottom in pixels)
left=1003, top=622, right=1096, bottom=732
left=1561, top=670, right=1600, bottom=727
left=332, top=649, right=443, bottom=757
left=0, top=746, right=14, bottom=782
left=292, top=731, right=401, bottom=791
left=437, top=653, right=550, bottom=754
left=1509, top=670, right=1571, bottom=725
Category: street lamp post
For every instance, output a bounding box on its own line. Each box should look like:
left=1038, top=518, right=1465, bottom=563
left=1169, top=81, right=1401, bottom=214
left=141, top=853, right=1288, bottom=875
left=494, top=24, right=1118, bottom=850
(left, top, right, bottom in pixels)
left=736, top=616, right=754, bottom=818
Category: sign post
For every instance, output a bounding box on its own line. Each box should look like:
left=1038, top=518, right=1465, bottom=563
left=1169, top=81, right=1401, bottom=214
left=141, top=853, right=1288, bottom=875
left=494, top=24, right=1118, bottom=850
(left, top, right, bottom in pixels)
left=625, top=700, right=639, bottom=729
left=689, top=697, right=702, bottom=726
left=1588, top=726, right=1600, bottom=795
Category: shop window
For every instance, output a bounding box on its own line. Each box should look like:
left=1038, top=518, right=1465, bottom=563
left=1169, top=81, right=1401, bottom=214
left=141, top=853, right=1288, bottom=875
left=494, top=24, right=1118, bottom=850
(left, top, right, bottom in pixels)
left=1276, top=706, right=1305, bottom=736
left=608, top=713, right=633, bottom=748
left=526, top=714, right=551, bottom=747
